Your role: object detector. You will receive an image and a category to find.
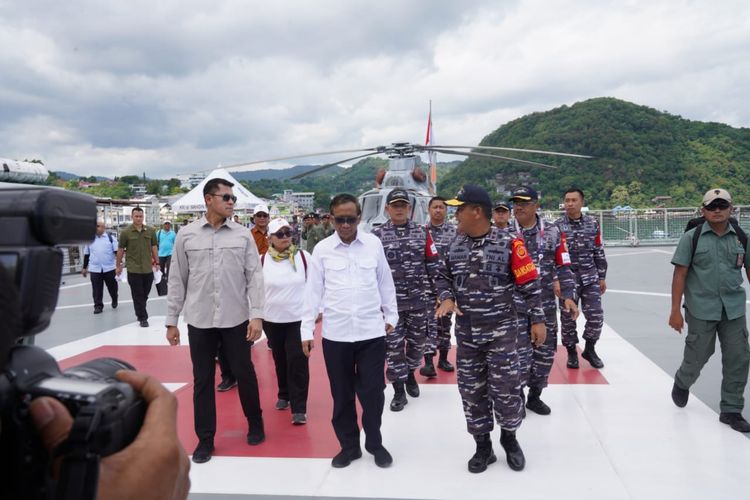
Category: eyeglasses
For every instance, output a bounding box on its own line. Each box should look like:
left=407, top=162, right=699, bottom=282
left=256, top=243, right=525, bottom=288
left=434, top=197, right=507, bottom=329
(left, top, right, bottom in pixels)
left=334, top=216, right=358, bottom=225
left=254, top=213, right=269, bottom=218
left=273, top=229, right=292, bottom=238
left=512, top=200, right=534, bottom=207
left=705, top=200, right=730, bottom=211
left=209, top=193, right=237, bottom=203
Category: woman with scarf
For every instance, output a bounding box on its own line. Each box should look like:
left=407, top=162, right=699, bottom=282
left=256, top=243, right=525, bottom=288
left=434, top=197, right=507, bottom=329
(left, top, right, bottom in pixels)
left=262, top=218, right=312, bottom=424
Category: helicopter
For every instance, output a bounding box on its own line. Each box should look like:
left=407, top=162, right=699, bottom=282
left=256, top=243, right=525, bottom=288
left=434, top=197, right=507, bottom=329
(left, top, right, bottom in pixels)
left=222, top=142, right=592, bottom=232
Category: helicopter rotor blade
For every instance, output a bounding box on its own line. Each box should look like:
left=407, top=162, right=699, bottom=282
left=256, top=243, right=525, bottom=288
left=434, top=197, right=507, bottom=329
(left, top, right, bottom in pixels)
left=426, top=148, right=560, bottom=170
left=222, top=147, right=380, bottom=171
left=422, top=145, right=593, bottom=159
left=288, top=151, right=383, bottom=180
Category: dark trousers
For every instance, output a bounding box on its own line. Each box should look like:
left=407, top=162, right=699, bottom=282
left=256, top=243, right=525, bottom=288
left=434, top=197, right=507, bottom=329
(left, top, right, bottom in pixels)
left=264, top=320, right=309, bottom=413
left=90, top=270, right=118, bottom=310
left=126, top=272, right=153, bottom=321
left=158, top=255, right=172, bottom=276
left=217, top=341, right=235, bottom=382
left=322, top=336, right=386, bottom=453
left=188, top=321, right=263, bottom=443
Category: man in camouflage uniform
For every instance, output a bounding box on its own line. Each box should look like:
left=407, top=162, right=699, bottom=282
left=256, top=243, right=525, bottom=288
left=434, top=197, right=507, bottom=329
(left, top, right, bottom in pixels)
left=421, top=196, right=457, bottom=377
left=493, top=201, right=511, bottom=230
left=302, top=212, right=326, bottom=253
left=373, top=188, right=441, bottom=412
left=555, top=188, right=608, bottom=369
left=435, top=184, right=545, bottom=473
left=509, top=187, right=579, bottom=415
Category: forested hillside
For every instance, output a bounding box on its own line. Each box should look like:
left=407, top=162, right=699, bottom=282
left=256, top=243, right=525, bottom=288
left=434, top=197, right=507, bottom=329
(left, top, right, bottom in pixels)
left=437, top=97, right=750, bottom=208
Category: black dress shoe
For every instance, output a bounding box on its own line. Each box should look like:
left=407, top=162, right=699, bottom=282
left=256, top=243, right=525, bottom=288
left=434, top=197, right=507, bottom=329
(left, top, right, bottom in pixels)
left=331, top=448, right=362, bottom=468
left=581, top=343, right=604, bottom=368
left=275, top=398, right=290, bottom=410
left=247, top=419, right=265, bottom=445
left=671, top=382, right=689, bottom=408
left=93, top=307, right=103, bottom=314
left=217, top=378, right=237, bottom=392
left=566, top=347, right=579, bottom=369
left=139, top=320, right=149, bottom=328
left=719, top=412, right=750, bottom=432
left=368, top=446, right=393, bottom=468
left=405, top=373, right=420, bottom=398
left=192, top=441, right=214, bottom=464
left=390, top=382, right=408, bottom=411
left=499, top=430, right=525, bottom=471
left=111, top=297, right=118, bottom=308
left=526, top=396, right=551, bottom=415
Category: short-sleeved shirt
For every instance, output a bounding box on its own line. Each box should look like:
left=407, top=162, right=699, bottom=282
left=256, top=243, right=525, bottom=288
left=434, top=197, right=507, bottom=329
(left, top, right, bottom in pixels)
left=118, top=224, right=157, bottom=274
left=671, top=223, right=749, bottom=321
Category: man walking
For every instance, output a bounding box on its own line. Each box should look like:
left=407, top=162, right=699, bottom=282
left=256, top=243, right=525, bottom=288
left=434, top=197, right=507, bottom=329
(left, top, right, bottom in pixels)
left=116, top=207, right=158, bottom=327
left=373, top=188, right=441, bottom=411
left=422, top=196, right=457, bottom=377
left=435, top=185, right=545, bottom=473
left=669, top=188, right=750, bottom=432
left=82, top=220, right=119, bottom=314
left=251, top=204, right=270, bottom=255
left=166, top=177, right=266, bottom=463
left=156, top=221, right=176, bottom=276
left=555, top=188, right=607, bottom=369
left=301, top=193, right=398, bottom=469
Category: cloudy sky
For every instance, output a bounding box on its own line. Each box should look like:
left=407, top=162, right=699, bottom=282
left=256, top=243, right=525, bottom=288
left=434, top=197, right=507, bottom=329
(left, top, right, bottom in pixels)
left=1, top=0, right=748, bottom=178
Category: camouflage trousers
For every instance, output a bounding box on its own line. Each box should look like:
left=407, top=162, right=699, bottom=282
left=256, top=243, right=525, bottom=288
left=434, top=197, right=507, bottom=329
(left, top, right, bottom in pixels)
left=425, top=306, right=452, bottom=355
left=560, top=279, right=603, bottom=348
left=517, top=296, right=560, bottom=390
left=386, top=308, right=428, bottom=383
left=455, top=321, right=523, bottom=434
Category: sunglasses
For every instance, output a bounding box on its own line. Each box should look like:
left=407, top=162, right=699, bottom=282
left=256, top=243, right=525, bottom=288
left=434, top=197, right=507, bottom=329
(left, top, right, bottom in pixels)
left=704, top=200, right=730, bottom=211
left=273, top=229, right=292, bottom=238
left=254, top=213, right=269, bottom=218
left=210, top=193, right=237, bottom=203
left=334, top=216, right=358, bottom=225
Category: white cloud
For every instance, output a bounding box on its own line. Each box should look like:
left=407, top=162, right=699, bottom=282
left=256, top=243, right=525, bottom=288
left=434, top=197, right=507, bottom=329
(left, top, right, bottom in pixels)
left=0, top=0, right=748, bottom=178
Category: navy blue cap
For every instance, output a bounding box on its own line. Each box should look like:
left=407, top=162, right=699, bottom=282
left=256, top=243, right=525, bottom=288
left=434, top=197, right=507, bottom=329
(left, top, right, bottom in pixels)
left=386, top=188, right=410, bottom=204
left=446, top=184, right=493, bottom=208
left=509, top=186, right=539, bottom=202
left=493, top=201, right=510, bottom=211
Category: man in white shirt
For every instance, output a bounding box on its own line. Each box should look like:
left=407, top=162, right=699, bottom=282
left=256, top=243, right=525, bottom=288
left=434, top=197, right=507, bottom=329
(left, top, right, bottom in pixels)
left=301, top=193, right=398, bottom=469
left=81, top=219, right=118, bottom=314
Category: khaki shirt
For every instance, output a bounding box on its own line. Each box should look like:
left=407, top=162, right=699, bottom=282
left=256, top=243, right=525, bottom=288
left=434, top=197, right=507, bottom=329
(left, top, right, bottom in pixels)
left=166, top=216, right=265, bottom=329
left=672, top=223, right=749, bottom=321
left=118, top=224, right=157, bottom=274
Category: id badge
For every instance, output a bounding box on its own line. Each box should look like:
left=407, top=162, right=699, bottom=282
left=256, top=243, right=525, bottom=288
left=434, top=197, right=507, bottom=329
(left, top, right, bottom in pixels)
left=737, top=251, right=745, bottom=268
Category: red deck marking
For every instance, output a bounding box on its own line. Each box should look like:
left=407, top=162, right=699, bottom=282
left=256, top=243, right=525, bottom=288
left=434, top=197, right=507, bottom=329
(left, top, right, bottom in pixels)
left=58, top=340, right=606, bottom=459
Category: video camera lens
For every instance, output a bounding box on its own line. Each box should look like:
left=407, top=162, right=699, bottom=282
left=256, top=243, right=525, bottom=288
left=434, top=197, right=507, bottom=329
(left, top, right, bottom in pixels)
left=63, top=357, right=136, bottom=381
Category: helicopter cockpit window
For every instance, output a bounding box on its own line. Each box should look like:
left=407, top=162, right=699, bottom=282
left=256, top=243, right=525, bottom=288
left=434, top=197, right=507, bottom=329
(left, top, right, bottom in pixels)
left=361, top=195, right=382, bottom=221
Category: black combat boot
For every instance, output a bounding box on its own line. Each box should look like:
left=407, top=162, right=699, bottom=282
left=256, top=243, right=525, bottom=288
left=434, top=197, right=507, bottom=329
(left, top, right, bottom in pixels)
left=581, top=341, right=604, bottom=368
left=437, top=349, right=455, bottom=372
left=526, top=387, right=551, bottom=415
left=499, top=429, right=525, bottom=471
left=390, top=382, right=408, bottom=412
left=566, top=345, right=579, bottom=369
left=405, top=370, right=420, bottom=397
left=468, top=433, right=497, bottom=473
left=419, top=354, right=437, bottom=378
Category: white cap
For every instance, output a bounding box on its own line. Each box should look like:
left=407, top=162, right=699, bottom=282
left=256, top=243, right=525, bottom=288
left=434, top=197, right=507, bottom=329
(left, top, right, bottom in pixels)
left=268, top=218, right=290, bottom=234
left=254, top=204, right=269, bottom=215
left=702, top=188, right=732, bottom=206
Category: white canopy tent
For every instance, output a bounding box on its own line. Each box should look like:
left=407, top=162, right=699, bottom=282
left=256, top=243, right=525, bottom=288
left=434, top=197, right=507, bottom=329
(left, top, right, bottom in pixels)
left=171, top=168, right=265, bottom=213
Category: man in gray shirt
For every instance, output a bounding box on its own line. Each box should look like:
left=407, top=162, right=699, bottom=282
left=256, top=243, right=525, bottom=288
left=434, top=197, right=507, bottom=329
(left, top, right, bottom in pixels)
left=166, top=177, right=266, bottom=464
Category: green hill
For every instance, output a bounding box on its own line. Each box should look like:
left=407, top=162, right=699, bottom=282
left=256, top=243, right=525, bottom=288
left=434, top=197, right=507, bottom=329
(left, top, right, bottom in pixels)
left=436, top=97, right=750, bottom=208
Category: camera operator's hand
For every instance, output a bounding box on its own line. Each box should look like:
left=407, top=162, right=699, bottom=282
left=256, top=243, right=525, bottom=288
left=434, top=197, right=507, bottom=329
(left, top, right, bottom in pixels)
left=29, top=370, right=191, bottom=500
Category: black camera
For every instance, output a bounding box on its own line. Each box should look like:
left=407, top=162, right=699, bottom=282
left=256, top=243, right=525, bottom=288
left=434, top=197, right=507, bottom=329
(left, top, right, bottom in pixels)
left=0, top=185, right=146, bottom=500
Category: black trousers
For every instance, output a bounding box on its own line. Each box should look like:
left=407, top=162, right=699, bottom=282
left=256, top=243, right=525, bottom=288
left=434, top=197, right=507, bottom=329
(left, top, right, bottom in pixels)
left=322, top=336, right=386, bottom=452
left=188, top=321, right=263, bottom=443
left=218, top=340, right=235, bottom=381
left=264, top=320, right=309, bottom=413
left=158, top=255, right=172, bottom=276
left=90, top=270, right=118, bottom=310
left=126, top=272, right=153, bottom=321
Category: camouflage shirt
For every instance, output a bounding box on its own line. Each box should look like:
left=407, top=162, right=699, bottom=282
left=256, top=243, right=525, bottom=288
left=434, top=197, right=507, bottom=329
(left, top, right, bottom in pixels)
left=372, top=220, right=441, bottom=312
left=434, top=226, right=545, bottom=330
left=555, top=214, right=608, bottom=286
